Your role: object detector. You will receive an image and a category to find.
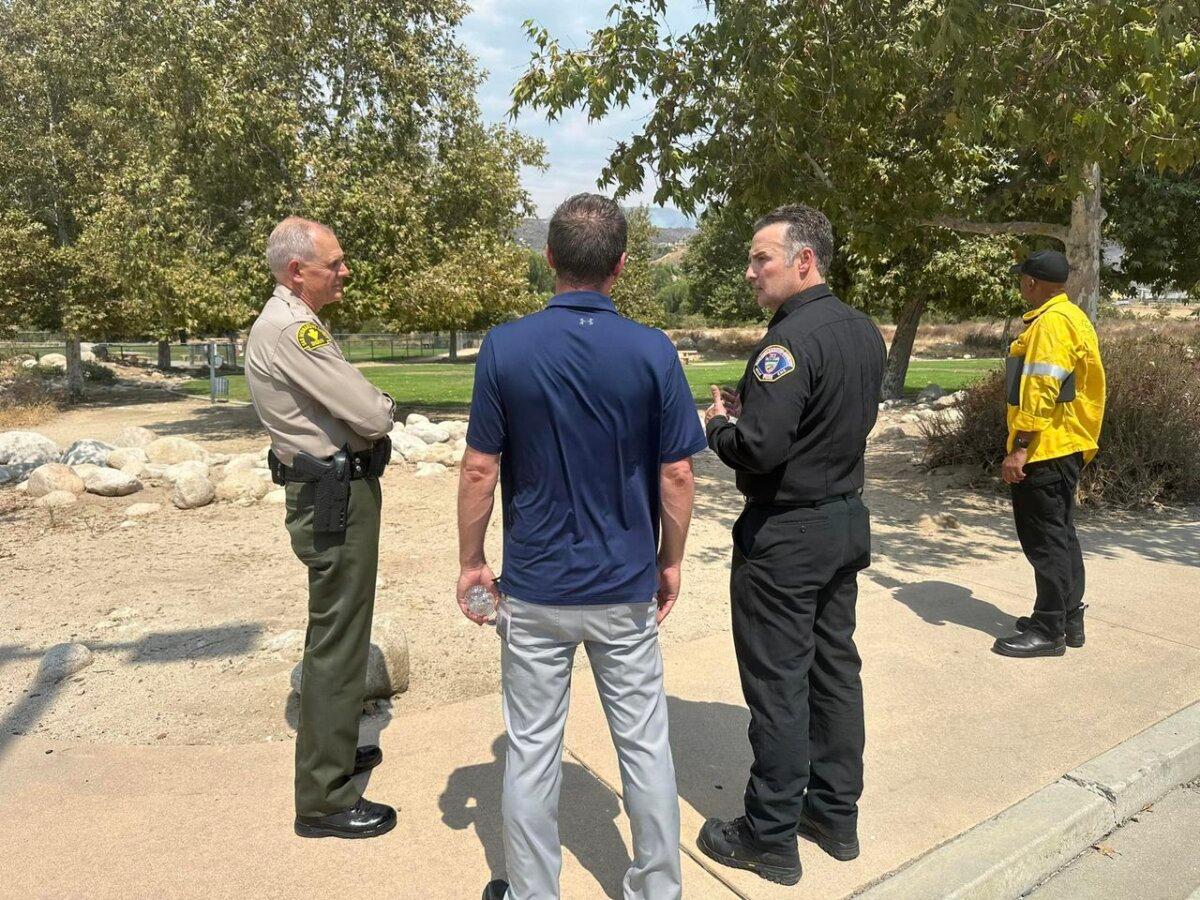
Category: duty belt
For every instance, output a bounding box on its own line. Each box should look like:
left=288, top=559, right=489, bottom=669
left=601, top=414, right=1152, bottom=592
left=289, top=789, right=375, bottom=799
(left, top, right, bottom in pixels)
left=266, top=437, right=391, bottom=533
left=746, top=489, right=861, bottom=510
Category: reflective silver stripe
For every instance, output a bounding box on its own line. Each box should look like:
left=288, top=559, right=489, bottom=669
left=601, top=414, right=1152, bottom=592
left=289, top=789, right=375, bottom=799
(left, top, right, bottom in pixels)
left=1022, top=361, right=1071, bottom=381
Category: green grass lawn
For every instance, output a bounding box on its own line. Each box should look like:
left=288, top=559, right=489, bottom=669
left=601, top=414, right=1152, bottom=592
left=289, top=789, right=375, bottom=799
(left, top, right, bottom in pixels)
left=181, top=356, right=1002, bottom=409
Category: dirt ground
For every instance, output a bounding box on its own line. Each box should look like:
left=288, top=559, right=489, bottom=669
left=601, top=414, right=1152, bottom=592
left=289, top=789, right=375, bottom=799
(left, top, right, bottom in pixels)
left=1, top=385, right=1019, bottom=748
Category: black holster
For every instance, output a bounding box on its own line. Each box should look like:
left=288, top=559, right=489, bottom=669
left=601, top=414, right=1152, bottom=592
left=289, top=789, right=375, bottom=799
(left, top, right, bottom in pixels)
left=272, top=449, right=351, bottom=534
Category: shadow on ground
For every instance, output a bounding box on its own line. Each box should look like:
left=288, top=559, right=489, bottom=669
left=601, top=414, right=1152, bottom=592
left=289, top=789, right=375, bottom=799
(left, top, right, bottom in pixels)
left=439, top=734, right=630, bottom=898
left=0, top=622, right=264, bottom=765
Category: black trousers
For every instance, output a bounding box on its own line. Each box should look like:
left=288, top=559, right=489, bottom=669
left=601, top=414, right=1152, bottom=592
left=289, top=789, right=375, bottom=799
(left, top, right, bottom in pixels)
left=1011, top=452, right=1085, bottom=638
left=730, top=494, right=870, bottom=849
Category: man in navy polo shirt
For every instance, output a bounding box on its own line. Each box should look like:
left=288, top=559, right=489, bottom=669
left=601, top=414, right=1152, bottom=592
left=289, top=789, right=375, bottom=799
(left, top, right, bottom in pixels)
left=456, top=194, right=708, bottom=900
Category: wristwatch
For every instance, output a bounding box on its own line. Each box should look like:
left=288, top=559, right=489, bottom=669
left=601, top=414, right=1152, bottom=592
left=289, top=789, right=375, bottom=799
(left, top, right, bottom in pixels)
left=1013, top=435, right=1031, bottom=450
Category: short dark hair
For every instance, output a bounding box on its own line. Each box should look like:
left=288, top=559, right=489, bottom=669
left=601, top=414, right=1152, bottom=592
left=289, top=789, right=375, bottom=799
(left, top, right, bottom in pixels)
left=753, top=204, right=834, bottom=275
left=547, top=194, right=627, bottom=285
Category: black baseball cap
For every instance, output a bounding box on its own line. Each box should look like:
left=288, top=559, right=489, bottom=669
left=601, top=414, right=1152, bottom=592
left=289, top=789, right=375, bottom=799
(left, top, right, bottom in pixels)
left=1010, top=249, right=1069, bottom=283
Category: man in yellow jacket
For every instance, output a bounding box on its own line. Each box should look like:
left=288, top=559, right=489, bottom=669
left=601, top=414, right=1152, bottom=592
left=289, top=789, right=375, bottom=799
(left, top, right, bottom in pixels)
left=994, top=250, right=1106, bottom=659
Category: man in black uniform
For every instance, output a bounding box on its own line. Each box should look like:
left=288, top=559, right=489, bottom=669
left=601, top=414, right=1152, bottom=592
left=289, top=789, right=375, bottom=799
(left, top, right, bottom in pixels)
left=696, top=205, right=886, bottom=885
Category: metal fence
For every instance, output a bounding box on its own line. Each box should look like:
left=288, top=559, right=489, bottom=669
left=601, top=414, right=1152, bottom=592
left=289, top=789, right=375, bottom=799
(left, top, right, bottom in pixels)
left=0, top=331, right=485, bottom=370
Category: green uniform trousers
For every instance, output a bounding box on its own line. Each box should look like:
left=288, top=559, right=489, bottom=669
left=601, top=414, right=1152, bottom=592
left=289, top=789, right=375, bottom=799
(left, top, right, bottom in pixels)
left=284, top=476, right=382, bottom=816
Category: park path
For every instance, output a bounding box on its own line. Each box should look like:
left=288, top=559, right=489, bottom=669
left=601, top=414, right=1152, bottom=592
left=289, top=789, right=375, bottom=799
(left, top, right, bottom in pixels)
left=2, top=514, right=1197, bottom=899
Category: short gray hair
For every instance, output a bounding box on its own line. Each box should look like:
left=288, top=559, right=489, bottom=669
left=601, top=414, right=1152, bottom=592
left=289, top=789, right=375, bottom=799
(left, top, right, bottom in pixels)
left=753, top=204, right=834, bottom=275
left=265, top=217, right=326, bottom=279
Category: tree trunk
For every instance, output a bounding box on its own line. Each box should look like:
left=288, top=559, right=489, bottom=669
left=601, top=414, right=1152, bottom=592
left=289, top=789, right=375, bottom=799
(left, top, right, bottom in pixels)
left=157, top=339, right=172, bottom=370
left=1063, top=162, right=1104, bottom=323
left=881, top=294, right=927, bottom=400
left=448, top=329, right=458, bottom=362
left=65, top=337, right=84, bottom=402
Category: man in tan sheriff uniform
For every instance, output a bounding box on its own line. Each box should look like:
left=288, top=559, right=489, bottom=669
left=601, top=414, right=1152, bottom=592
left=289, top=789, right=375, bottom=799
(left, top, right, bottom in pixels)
left=245, top=216, right=397, bottom=839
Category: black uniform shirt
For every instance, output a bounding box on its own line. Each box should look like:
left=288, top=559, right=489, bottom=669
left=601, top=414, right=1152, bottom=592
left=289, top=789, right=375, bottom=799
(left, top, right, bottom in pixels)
left=706, top=284, right=887, bottom=505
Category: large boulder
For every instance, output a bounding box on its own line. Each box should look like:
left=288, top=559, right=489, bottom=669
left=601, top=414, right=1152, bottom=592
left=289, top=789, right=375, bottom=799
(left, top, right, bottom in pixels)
left=0, top=463, right=36, bottom=485
left=406, top=420, right=450, bottom=444
left=391, top=429, right=431, bottom=463
left=437, top=420, right=469, bottom=441
left=62, top=439, right=114, bottom=467
left=414, top=462, right=448, bottom=478
left=171, top=473, right=216, bottom=509
left=0, top=431, right=61, bottom=467
left=36, top=643, right=93, bottom=683
left=79, top=467, right=143, bottom=497
left=162, top=460, right=210, bottom=485
left=404, top=413, right=430, bottom=427
left=35, top=490, right=79, bottom=508
left=113, top=426, right=157, bottom=449
left=423, top=442, right=461, bottom=468
left=915, top=384, right=945, bottom=403
left=221, top=453, right=261, bottom=476
left=107, top=447, right=148, bottom=471
left=146, top=436, right=207, bottom=465
left=290, top=617, right=409, bottom=699
left=215, top=468, right=270, bottom=502
left=38, top=353, right=67, bottom=369
left=26, top=463, right=86, bottom=498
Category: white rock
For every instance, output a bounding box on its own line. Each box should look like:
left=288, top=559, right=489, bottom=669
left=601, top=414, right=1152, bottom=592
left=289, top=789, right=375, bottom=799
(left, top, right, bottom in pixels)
left=265, top=629, right=305, bottom=659
left=80, top=467, right=143, bottom=497
left=215, top=469, right=270, bottom=502
left=35, top=490, right=79, bottom=508
left=107, top=447, right=148, bottom=471
left=26, top=463, right=86, bottom=497
left=455, top=437, right=467, bottom=453
left=162, top=460, right=210, bottom=484
left=939, top=408, right=965, bottom=426
left=0, top=431, right=61, bottom=467
left=119, top=520, right=138, bottom=529
left=390, top=430, right=429, bottom=463
left=172, top=473, right=216, bottom=509
left=900, top=413, right=922, bottom=424
left=20, top=358, right=37, bottom=369
left=124, top=502, right=162, bottom=518
left=264, top=489, right=286, bottom=505
left=146, top=436, right=208, bottom=465
left=290, top=616, right=409, bottom=699
left=62, top=439, right=114, bottom=466
left=15, top=479, right=28, bottom=493
left=915, top=384, right=945, bottom=403
left=404, top=413, right=430, bottom=427
left=36, top=643, right=93, bottom=683
left=112, top=426, right=157, bottom=448
left=414, top=462, right=448, bottom=478
left=222, top=453, right=260, bottom=475
left=406, top=421, right=450, bottom=444
left=80, top=350, right=97, bottom=363
left=38, top=353, right=67, bottom=369
left=424, top=442, right=461, bottom=467
left=437, top=420, right=469, bottom=440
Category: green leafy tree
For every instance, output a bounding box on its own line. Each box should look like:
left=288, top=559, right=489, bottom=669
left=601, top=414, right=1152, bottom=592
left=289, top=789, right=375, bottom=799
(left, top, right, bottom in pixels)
left=526, top=249, right=556, bottom=295
left=610, top=206, right=664, bottom=326
left=512, top=0, right=1200, bottom=389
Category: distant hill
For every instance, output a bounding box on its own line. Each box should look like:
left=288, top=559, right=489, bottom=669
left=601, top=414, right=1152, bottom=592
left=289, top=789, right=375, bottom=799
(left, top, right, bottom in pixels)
left=515, top=218, right=696, bottom=261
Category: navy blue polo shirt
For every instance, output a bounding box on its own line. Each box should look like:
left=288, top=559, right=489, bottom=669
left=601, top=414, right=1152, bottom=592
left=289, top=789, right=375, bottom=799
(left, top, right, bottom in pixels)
left=466, top=290, right=708, bottom=605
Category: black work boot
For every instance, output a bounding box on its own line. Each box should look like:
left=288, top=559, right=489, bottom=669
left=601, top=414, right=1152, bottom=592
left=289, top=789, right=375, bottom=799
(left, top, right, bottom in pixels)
left=697, top=816, right=802, bottom=885
left=1016, top=604, right=1087, bottom=648
left=992, top=629, right=1066, bottom=658
left=797, top=812, right=860, bottom=861
left=353, top=744, right=383, bottom=775
left=481, top=879, right=509, bottom=900
left=294, top=796, right=396, bottom=838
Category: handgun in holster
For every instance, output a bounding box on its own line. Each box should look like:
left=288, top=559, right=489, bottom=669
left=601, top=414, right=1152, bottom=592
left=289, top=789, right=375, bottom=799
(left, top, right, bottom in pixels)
left=267, top=447, right=352, bottom=534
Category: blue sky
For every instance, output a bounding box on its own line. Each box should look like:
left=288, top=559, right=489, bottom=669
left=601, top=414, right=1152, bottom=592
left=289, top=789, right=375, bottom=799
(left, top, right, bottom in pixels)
left=457, top=0, right=711, bottom=226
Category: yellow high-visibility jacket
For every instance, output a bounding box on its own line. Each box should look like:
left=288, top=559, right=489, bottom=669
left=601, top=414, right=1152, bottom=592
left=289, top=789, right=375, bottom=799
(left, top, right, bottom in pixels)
left=1007, top=293, right=1106, bottom=464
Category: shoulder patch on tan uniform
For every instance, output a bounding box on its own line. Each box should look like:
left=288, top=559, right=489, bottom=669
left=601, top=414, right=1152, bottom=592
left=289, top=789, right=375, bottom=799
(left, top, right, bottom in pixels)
left=295, top=323, right=331, bottom=352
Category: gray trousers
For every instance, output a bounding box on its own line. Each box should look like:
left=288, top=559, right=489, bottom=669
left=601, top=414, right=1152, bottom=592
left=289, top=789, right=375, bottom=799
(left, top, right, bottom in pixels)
left=499, top=596, right=682, bottom=900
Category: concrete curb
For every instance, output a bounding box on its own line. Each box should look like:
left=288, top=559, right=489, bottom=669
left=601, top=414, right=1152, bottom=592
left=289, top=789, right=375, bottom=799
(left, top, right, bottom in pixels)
left=857, top=700, right=1200, bottom=899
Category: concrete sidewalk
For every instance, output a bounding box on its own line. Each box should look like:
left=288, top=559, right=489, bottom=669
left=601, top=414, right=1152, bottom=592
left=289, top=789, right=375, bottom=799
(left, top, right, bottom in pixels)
left=2, top=528, right=1198, bottom=898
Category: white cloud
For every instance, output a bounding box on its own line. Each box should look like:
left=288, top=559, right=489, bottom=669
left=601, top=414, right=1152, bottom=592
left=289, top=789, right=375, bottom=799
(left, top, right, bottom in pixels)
left=458, top=0, right=707, bottom=219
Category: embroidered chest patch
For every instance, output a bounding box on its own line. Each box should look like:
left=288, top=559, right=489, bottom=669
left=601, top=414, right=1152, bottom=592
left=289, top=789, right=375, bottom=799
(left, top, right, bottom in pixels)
left=753, top=344, right=795, bottom=382
left=296, top=322, right=332, bottom=352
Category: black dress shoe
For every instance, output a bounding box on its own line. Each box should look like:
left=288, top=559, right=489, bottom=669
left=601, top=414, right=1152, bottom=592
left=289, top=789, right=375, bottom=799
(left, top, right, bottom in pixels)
left=353, top=744, right=383, bottom=775
left=294, top=796, right=396, bottom=839
left=481, top=879, right=509, bottom=900
left=797, top=812, right=860, bottom=861
left=992, top=629, right=1066, bottom=658
left=697, top=816, right=802, bottom=885
left=1017, top=604, right=1087, bottom=648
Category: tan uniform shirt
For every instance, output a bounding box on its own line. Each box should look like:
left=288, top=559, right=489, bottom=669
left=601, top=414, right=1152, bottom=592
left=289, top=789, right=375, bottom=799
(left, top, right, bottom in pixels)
left=245, top=285, right=394, bottom=465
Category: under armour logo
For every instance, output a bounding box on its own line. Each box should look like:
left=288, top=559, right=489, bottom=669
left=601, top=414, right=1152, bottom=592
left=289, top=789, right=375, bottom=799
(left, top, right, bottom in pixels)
left=579, top=317, right=594, bottom=326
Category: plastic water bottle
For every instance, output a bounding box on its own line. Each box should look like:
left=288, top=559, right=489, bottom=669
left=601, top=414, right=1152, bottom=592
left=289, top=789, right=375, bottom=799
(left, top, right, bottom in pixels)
left=466, top=585, right=497, bottom=621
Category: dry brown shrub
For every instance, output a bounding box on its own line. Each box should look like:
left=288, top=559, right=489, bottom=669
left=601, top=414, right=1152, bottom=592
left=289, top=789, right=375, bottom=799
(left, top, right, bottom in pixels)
left=0, top=360, right=62, bottom=427
left=923, top=336, right=1200, bottom=508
